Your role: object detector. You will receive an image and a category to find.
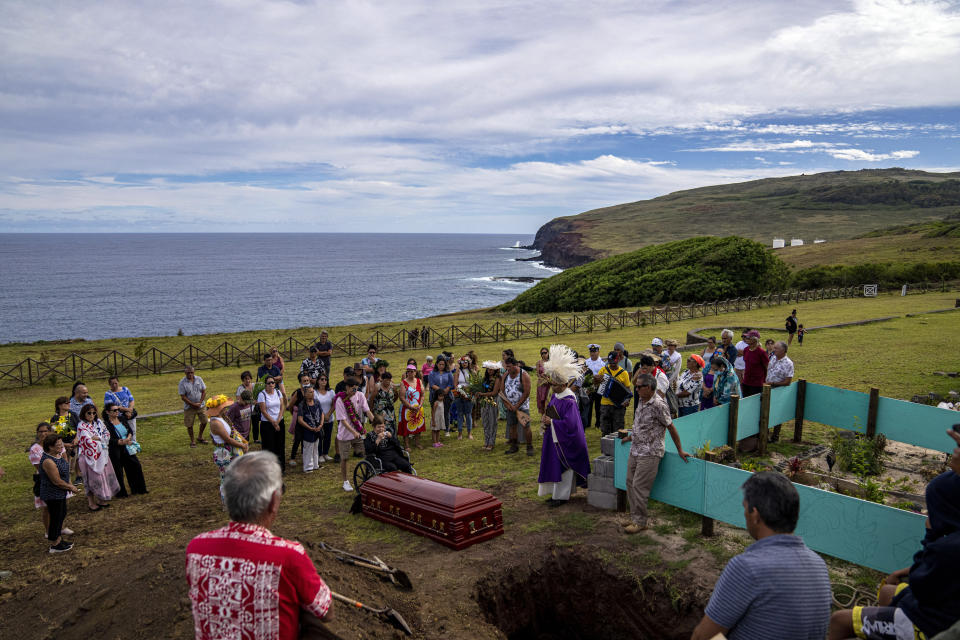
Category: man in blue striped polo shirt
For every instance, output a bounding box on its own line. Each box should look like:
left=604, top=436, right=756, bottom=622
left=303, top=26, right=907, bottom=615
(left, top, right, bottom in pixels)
left=691, top=471, right=831, bottom=640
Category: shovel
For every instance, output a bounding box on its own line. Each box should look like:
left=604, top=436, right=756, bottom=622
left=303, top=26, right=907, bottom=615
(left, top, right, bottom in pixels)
left=318, top=542, right=413, bottom=589
left=331, top=591, right=413, bottom=636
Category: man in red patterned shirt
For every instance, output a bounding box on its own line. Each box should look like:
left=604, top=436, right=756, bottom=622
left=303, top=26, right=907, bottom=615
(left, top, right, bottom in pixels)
left=186, top=451, right=333, bottom=639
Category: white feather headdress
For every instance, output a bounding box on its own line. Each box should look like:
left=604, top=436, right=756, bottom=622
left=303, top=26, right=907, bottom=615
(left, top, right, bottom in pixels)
left=482, top=360, right=501, bottom=370
left=541, top=344, right=581, bottom=384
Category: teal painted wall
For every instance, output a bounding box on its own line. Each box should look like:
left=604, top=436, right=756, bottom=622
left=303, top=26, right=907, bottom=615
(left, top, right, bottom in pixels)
left=613, top=382, right=954, bottom=572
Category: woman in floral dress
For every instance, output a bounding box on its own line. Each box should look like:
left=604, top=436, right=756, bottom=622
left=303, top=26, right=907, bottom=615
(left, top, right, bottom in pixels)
left=372, top=372, right=398, bottom=433
left=397, top=365, right=425, bottom=450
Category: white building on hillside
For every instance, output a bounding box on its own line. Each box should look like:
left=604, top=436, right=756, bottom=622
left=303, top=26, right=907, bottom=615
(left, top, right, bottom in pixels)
left=790, top=238, right=804, bottom=246
left=772, top=238, right=785, bottom=249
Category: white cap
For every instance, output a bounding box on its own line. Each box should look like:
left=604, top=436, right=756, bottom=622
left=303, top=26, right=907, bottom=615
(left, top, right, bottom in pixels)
left=651, top=337, right=664, bottom=347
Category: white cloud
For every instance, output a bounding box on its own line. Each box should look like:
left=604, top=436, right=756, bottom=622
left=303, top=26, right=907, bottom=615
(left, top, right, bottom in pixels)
left=698, top=139, right=920, bottom=161
left=0, top=0, right=958, bottom=230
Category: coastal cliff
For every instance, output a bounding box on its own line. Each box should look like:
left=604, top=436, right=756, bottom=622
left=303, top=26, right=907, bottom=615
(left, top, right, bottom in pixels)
left=529, top=220, right=601, bottom=268
left=528, top=168, right=960, bottom=268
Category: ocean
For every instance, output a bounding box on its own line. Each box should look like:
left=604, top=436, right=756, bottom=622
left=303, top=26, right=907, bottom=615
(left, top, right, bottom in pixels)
left=0, top=233, right=557, bottom=344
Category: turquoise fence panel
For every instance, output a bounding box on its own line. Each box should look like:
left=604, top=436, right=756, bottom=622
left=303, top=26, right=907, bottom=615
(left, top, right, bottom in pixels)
left=703, top=463, right=749, bottom=526
left=613, top=443, right=926, bottom=572
left=613, top=441, right=706, bottom=513
left=769, top=382, right=798, bottom=427
left=611, top=382, right=941, bottom=571
left=792, top=483, right=926, bottom=573
left=876, top=397, right=957, bottom=455
left=735, top=393, right=762, bottom=440
left=614, top=438, right=628, bottom=490
left=804, top=383, right=869, bottom=432
left=649, top=453, right=706, bottom=513
left=674, top=403, right=730, bottom=453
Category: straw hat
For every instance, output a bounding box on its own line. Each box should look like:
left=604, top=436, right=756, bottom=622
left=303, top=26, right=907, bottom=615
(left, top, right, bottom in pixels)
left=205, top=394, right=234, bottom=416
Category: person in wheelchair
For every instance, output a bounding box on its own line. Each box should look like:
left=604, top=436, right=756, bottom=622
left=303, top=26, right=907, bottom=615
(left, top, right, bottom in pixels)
left=363, top=416, right=414, bottom=474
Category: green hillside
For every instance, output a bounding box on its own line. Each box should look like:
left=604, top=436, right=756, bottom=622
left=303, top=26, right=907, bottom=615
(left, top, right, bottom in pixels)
left=777, top=213, right=960, bottom=269
left=502, top=236, right=789, bottom=313
left=531, top=169, right=960, bottom=267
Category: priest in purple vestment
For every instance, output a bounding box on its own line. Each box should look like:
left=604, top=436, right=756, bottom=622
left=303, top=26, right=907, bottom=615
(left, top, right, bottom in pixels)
left=538, top=344, right=592, bottom=507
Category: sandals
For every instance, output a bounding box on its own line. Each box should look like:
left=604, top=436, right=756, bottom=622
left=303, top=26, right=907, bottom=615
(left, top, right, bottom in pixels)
left=196, top=438, right=209, bottom=445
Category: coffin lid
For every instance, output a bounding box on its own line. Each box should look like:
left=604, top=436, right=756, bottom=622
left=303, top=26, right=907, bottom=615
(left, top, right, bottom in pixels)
left=362, top=472, right=500, bottom=516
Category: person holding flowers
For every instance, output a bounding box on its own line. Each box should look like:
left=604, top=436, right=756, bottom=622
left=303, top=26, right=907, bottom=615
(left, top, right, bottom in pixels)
left=75, top=403, right=120, bottom=511
left=451, top=354, right=477, bottom=440
left=476, top=361, right=503, bottom=451
left=206, top=394, right=249, bottom=500
left=371, top=371, right=398, bottom=433
left=398, top=365, right=425, bottom=451
left=50, top=396, right=79, bottom=482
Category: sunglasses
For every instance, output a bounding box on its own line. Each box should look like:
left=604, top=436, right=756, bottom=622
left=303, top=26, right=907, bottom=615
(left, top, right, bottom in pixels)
left=266, top=381, right=276, bottom=385
left=108, top=408, right=120, bottom=412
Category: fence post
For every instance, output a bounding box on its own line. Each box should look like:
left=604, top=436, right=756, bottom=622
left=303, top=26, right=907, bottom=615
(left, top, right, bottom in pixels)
left=793, top=379, right=806, bottom=443
left=727, top=395, right=740, bottom=457
left=758, top=385, right=771, bottom=455
left=866, top=387, right=879, bottom=438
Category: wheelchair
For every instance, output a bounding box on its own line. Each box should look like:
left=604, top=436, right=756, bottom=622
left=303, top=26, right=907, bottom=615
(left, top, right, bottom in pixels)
left=353, top=432, right=416, bottom=493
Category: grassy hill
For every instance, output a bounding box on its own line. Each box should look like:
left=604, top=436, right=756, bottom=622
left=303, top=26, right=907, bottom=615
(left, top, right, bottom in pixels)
left=532, top=168, right=960, bottom=267
left=502, top=236, right=789, bottom=313
left=778, top=214, right=960, bottom=269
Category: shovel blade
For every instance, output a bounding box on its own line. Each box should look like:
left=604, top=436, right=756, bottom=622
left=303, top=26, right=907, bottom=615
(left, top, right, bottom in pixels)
left=383, top=608, right=413, bottom=636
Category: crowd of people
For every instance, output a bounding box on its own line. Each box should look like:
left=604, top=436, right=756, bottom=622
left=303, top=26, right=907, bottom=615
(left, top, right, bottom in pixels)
left=180, top=333, right=958, bottom=640
left=20, top=314, right=960, bottom=640
left=27, top=377, right=147, bottom=553
left=25, top=327, right=799, bottom=555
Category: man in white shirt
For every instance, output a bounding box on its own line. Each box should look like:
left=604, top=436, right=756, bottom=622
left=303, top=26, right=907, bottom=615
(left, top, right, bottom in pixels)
left=583, top=344, right=605, bottom=430
left=734, top=331, right=749, bottom=382
left=663, top=339, right=682, bottom=388
left=766, top=341, right=795, bottom=443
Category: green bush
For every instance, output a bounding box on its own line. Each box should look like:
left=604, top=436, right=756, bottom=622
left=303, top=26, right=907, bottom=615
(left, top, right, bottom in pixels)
left=830, top=432, right=887, bottom=477
left=790, top=261, right=960, bottom=289
left=502, top=236, right=790, bottom=313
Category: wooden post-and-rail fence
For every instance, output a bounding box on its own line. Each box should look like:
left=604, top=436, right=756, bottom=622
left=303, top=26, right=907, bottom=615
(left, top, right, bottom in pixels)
left=0, top=284, right=873, bottom=390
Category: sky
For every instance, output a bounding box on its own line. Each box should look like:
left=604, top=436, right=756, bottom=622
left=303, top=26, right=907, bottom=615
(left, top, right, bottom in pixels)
left=1, top=0, right=959, bottom=233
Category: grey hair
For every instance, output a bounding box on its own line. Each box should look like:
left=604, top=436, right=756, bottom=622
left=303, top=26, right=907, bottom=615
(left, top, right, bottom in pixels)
left=775, top=340, right=788, bottom=354
left=222, top=451, right=283, bottom=523
left=720, top=329, right=733, bottom=340
left=635, top=373, right=656, bottom=390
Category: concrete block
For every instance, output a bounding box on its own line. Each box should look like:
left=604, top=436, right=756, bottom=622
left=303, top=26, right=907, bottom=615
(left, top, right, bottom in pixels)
left=587, top=489, right=618, bottom=510
left=587, top=473, right=615, bottom=495
left=600, top=434, right=617, bottom=456
left=592, top=455, right=615, bottom=478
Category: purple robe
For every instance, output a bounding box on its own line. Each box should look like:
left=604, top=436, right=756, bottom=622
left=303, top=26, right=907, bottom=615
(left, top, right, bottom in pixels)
left=537, top=391, right=591, bottom=486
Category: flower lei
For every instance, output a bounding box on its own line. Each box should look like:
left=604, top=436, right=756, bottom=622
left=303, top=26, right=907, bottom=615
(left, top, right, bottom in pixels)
left=336, top=391, right=365, bottom=435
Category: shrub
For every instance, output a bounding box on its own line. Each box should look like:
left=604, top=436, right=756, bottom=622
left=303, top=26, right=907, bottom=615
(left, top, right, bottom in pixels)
left=830, top=432, right=886, bottom=477
left=502, top=236, right=790, bottom=313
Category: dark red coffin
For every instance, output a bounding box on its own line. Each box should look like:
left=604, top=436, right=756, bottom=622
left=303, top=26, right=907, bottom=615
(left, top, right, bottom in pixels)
left=359, top=472, right=504, bottom=550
